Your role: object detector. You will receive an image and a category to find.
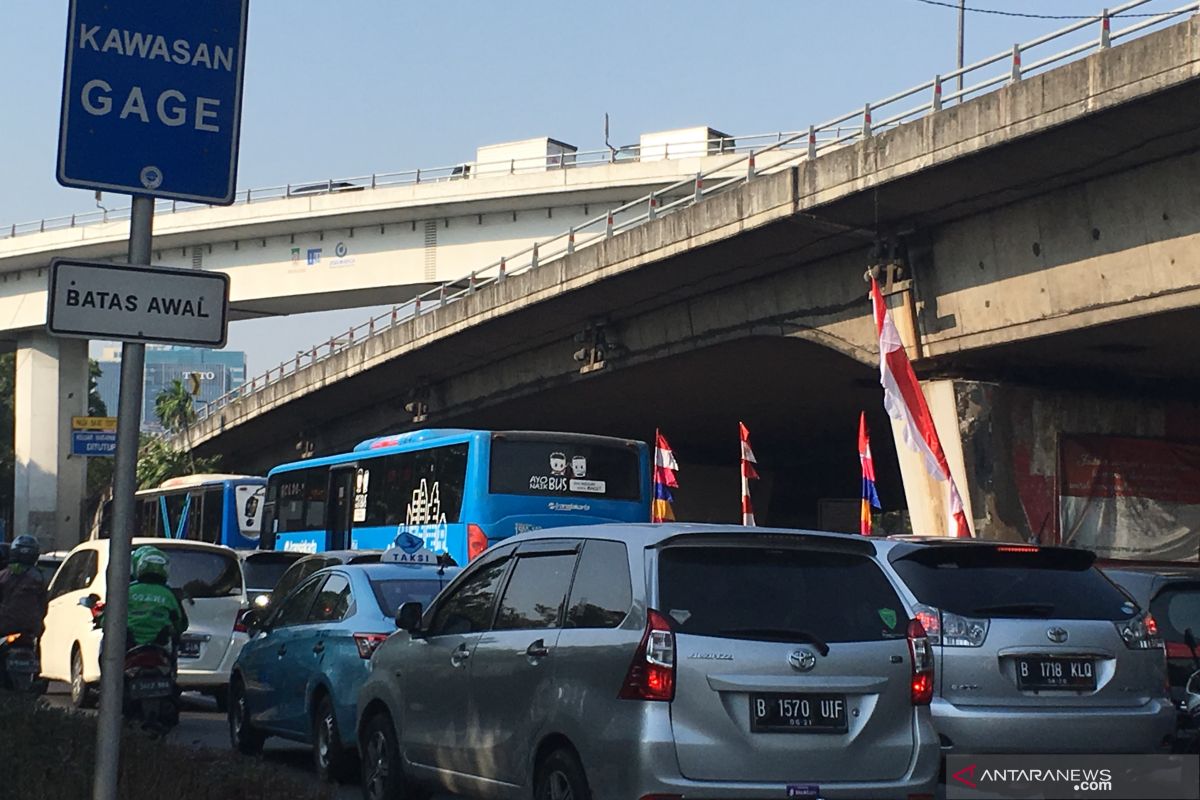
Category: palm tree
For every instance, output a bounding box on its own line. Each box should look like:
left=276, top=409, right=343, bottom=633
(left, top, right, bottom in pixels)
left=155, top=378, right=195, bottom=434
left=155, top=379, right=197, bottom=471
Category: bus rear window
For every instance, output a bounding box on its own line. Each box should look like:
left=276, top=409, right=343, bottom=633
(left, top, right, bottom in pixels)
left=489, top=438, right=641, bottom=501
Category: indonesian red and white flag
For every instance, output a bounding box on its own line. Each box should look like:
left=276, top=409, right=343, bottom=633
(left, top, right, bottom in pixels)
left=739, top=421, right=759, bottom=526
left=870, top=279, right=971, bottom=538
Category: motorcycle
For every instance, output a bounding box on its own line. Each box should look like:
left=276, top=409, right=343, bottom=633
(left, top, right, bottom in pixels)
left=0, top=632, right=47, bottom=693
left=79, top=593, right=180, bottom=734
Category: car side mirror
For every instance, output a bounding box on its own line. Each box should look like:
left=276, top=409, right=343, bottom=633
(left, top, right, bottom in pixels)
left=78, top=593, right=100, bottom=609
left=396, top=601, right=424, bottom=634
left=241, top=608, right=264, bottom=634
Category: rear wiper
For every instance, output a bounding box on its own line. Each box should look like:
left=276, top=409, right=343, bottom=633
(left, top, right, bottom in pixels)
left=971, top=602, right=1056, bottom=618
left=717, top=628, right=830, bottom=656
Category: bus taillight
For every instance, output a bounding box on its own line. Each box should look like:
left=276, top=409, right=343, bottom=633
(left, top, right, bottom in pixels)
left=467, top=524, right=489, bottom=561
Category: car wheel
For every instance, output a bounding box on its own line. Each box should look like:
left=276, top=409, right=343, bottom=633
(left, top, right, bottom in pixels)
left=228, top=678, right=266, bottom=755
left=70, top=647, right=96, bottom=709
left=360, top=711, right=413, bottom=800
left=313, top=694, right=354, bottom=782
left=534, top=749, right=591, bottom=800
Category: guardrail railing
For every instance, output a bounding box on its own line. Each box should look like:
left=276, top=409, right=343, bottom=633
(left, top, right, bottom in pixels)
left=171, top=1, right=1200, bottom=426
left=5, top=128, right=886, bottom=240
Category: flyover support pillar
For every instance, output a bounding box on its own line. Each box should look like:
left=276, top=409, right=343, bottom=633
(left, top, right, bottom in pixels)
left=12, top=332, right=89, bottom=550
left=887, top=378, right=976, bottom=539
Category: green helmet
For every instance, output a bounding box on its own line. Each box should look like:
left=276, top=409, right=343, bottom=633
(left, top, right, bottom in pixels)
left=132, top=545, right=169, bottom=582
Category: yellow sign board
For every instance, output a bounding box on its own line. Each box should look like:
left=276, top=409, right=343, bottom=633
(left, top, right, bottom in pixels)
left=72, top=416, right=118, bottom=432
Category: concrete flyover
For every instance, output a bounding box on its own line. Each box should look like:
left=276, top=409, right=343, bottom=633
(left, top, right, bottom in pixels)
left=0, top=128, right=795, bottom=548
left=187, top=17, right=1200, bottom=552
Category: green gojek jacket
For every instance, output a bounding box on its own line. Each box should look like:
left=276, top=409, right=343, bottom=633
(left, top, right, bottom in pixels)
left=102, top=580, right=189, bottom=648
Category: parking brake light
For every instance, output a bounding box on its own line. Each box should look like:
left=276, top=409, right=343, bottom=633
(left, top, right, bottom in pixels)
left=912, top=603, right=988, bottom=647
left=354, top=633, right=390, bottom=659
left=467, top=524, right=489, bottom=562
left=1115, top=611, right=1164, bottom=650
left=619, top=609, right=675, bottom=702
left=908, top=619, right=934, bottom=706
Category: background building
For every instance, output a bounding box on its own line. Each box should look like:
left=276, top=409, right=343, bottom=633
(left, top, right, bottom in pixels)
left=95, top=345, right=247, bottom=433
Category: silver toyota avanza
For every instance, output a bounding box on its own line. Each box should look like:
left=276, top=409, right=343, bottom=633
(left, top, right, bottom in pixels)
left=357, top=524, right=940, bottom=800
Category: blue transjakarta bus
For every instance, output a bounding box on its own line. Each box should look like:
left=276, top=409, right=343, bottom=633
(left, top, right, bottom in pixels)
left=92, top=474, right=267, bottom=549
left=260, top=429, right=651, bottom=563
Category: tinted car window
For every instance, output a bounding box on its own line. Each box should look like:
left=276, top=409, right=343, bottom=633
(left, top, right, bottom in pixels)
left=1151, top=583, right=1200, bottom=643
left=890, top=546, right=1136, bottom=621
left=164, top=549, right=242, bottom=598
left=272, top=557, right=333, bottom=604
left=430, top=559, right=510, bottom=636
left=308, top=574, right=354, bottom=623
left=566, top=540, right=631, bottom=629
left=273, top=578, right=323, bottom=628
left=242, top=554, right=301, bottom=590
left=370, top=578, right=447, bottom=617
left=494, top=553, right=577, bottom=631
left=49, top=551, right=98, bottom=600
left=659, top=546, right=908, bottom=643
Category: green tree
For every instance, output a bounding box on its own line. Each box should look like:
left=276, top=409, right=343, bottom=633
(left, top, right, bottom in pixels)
left=136, top=434, right=220, bottom=490
left=154, top=379, right=195, bottom=434
left=84, top=359, right=113, bottom=524
left=88, top=358, right=107, bottom=417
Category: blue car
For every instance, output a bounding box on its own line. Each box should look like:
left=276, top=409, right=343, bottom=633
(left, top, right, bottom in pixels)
left=228, top=561, right=457, bottom=781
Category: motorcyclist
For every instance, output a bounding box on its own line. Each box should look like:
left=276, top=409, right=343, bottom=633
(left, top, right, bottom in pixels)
left=100, top=546, right=188, bottom=651
left=0, top=535, right=48, bottom=641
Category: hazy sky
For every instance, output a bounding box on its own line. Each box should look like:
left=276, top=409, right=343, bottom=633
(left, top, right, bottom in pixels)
left=1, top=0, right=1153, bottom=375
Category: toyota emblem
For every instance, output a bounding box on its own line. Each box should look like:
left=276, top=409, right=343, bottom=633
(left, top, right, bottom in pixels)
left=1046, top=626, right=1068, bottom=643
left=788, top=648, right=817, bottom=672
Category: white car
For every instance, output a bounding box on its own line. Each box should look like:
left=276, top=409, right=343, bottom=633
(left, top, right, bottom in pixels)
left=40, top=538, right=249, bottom=710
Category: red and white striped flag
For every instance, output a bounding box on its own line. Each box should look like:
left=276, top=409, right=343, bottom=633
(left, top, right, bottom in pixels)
left=652, top=429, right=679, bottom=523
left=871, top=278, right=971, bottom=538
left=739, top=421, right=759, bottom=526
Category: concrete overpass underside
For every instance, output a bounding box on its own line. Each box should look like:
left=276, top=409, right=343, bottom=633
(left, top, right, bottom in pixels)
left=149, top=20, right=1200, bottom=554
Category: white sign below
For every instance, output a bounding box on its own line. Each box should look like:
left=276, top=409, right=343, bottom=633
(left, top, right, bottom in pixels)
left=47, top=258, right=229, bottom=346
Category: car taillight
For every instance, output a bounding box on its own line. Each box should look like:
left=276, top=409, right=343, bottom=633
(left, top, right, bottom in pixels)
left=908, top=618, right=934, bottom=706
left=467, top=524, right=489, bottom=561
left=4, top=633, right=21, bottom=645
left=912, top=603, right=988, bottom=647
left=234, top=609, right=251, bottom=634
left=1116, top=611, right=1164, bottom=650
left=354, top=633, right=389, bottom=659
left=619, top=609, right=675, bottom=702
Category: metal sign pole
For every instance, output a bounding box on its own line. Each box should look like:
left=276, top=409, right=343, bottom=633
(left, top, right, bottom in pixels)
left=92, top=195, right=152, bottom=800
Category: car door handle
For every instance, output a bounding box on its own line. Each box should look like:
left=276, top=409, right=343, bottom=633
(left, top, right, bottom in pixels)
left=525, top=639, right=550, bottom=660
left=313, top=642, right=325, bottom=655
left=276, top=645, right=287, bottom=657
left=450, top=644, right=471, bottom=668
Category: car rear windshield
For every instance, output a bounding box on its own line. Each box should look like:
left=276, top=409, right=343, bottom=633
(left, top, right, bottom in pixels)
left=163, top=548, right=242, bottom=598
left=370, top=578, right=447, bottom=617
left=241, top=555, right=299, bottom=590
left=890, top=546, right=1136, bottom=621
left=658, top=545, right=909, bottom=643
left=489, top=437, right=641, bottom=500
left=1150, top=582, right=1200, bottom=644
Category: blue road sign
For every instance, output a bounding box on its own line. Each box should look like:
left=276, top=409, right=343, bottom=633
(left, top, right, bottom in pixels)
left=57, top=0, right=249, bottom=205
left=72, top=431, right=118, bottom=457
